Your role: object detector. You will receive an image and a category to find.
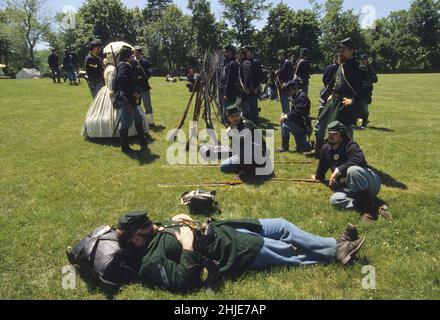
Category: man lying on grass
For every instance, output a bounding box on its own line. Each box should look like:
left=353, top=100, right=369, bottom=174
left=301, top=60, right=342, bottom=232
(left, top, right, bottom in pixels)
left=116, top=211, right=365, bottom=293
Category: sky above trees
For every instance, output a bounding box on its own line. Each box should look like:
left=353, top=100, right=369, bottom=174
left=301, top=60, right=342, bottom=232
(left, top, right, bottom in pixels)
left=44, top=0, right=412, bottom=27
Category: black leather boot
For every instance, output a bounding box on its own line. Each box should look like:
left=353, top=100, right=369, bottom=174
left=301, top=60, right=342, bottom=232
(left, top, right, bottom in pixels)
left=304, top=137, right=324, bottom=159
left=135, top=122, right=147, bottom=147
left=276, top=136, right=290, bottom=153
left=120, top=129, right=135, bottom=153
left=356, top=189, right=379, bottom=223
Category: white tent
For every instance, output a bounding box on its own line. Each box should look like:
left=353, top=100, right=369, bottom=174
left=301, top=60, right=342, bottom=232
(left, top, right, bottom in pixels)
left=16, top=68, right=41, bottom=79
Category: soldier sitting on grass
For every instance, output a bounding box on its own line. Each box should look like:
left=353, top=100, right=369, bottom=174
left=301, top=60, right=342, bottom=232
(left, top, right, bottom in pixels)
left=116, top=211, right=366, bottom=293
left=220, top=104, right=272, bottom=178
left=312, top=121, right=392, bottom=223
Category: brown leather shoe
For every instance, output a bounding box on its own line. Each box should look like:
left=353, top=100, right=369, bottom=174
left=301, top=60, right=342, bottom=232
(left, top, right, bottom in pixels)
left=336, top=237, right=366, bottom=265
left=361, top=212, right=378, bottom=224
left=339, top=224, right=359, bottom=242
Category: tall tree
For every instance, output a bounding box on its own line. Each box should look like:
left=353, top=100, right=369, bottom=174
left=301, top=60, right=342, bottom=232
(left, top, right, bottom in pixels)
left=69, top=0, right=137, bottom=61
left=143, top=0, right=173, bottom=23
left=319, top=0, right=368, bottom=67
left=219, top=0, right=271, bottom=46
left=188, top=0, right=222, bottom=52
left=259, top=3, right=320, bottom=67
left=367, top=11, right=418, bottom=70
left=407, top=0, right=440, bottom=68
left=77, top=0, right=136, bottom=44
left=141, top=5, right=193, bottom=72
left=3, top=0, right=53, bottom=68
left=0, top=10, right=11, bottom=67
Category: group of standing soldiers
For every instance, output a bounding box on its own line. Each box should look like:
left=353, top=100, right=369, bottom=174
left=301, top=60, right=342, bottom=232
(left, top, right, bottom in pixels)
left=220, top=45, right=263, bottom=125
left=47, top=49, right=80, bottom=85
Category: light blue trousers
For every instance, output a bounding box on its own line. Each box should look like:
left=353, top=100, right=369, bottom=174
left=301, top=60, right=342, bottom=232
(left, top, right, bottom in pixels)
left=281, top=119, right=311, bottom=151
left=330, top=166, right=381, bottom=210
left=236, top=218, right=337, bottom=270
left=118, top=99, right=144, bottom=130
left=240, top=95, right=251, bottom=120
left=280, top=92, right=290, bottom=114
left=141, top=89, right=153, bottom=114
left=220, top=154, right=241, bottom=174
left=249, top=94, right=260, bottom=124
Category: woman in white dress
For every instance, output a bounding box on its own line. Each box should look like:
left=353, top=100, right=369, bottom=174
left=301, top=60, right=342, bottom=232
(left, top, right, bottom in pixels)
left=81, top=53, right=148, bottom=138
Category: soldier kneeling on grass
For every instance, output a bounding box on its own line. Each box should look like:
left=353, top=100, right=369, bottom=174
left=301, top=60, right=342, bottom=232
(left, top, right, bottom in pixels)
left=116, top=211, right=366, bottom=293
left=276, top=78, right=313, bottom=153
left=312, top=121, right=392, bottom=223
left=220, top=104, right=273, bottom=178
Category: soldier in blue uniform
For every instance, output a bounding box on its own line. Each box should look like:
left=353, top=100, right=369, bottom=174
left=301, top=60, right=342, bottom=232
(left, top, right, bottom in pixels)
left=84, top=40, right=104, bottom=98
left=306, top=37, right=372, bottom=159
left=47, top=49, right=61, bottom=84
left=132, top=46, right=155, bottom=128
left=238, top=47, right=254, bottom=120
left=294, top=48, right=312, bottom=95
left=312, top=121, right=392, bottom=223
left=276, top=49, right=295, bottom=115
left=220, top=104, right=272, bottom=177
left=62, top=50, right=78, bottom=85
left=115, top=211, right=366, bottom=292
left=356, top=54, right=378, bottom=129
left=220, top=45, right=239, bottom=117
left=319, top=55, right=340, bottom=116
left=245, top=45, right=262, bottom=125
left=276, top=79, right=313, bottom=153
left=114, top=46, right=147, bottom=153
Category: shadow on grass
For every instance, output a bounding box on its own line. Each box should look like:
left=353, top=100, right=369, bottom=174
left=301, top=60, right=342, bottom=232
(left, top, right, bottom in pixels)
left=367, top=126, right=394, bottom=132
left=124, top=146, right=160, bottom=166
left=86, top=137, right=120, bottom=148
left=77, top=269, right=120, bottom=300
left=258, top=116, right=277, bottom=131
left=150, top=124, right=166, bottom=133
left=370, top=166, right=408, bottom=190
left=85, top=137, right=160, bottom=166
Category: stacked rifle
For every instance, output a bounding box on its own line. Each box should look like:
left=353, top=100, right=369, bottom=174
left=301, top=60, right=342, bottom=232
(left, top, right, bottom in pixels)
left=170, top=50, right=227, bottom=151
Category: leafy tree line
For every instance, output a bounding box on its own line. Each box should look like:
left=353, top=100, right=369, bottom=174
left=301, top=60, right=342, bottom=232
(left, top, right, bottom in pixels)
left=0, top=0, right=439, bottom=74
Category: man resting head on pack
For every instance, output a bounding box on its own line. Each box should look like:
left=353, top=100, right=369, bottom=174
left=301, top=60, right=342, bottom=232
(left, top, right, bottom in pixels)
left=116, top=211, right=366, bottom=293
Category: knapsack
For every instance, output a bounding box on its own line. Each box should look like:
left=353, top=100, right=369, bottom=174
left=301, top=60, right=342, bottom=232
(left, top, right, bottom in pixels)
left=181, top=190, right=218, bottom=215
left=66, top=225, right=139, bottom=287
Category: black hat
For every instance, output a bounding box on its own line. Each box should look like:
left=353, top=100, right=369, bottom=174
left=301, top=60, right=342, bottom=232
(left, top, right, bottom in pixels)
left=339, top=37, right=355, bottom=49
left=89, top=39, right=102, bottom=50
left=134, top=45, right=143, bottom=51
left=300, top=48, right=309, bottom=56
left=119, top=46, right=134, bottom=60
left=225, top=104, right=241, bottom=117
left=117, top=211, right=152, bottom=231
left=243, top=45, right=254, bottom=51
left=327, top=121, right=347, bottom=134
left=224, top=45, right=236, bottom=54
left=285, top=78, right=303, bottom=90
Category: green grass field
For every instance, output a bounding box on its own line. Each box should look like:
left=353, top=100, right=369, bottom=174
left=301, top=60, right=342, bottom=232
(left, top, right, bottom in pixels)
left=0, top=74, right=439, bottom=300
